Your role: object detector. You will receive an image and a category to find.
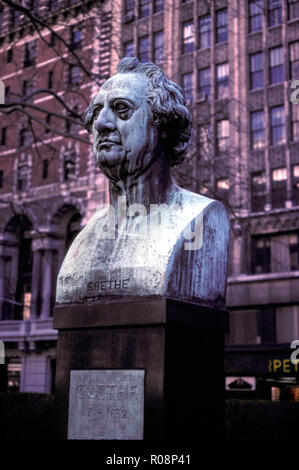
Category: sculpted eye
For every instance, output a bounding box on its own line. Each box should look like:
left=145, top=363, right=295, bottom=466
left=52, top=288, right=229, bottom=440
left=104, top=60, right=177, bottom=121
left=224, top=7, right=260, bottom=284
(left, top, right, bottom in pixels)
left=93, top=105, right=103, bottom=119
left=113, top=101, right=131, bottom=115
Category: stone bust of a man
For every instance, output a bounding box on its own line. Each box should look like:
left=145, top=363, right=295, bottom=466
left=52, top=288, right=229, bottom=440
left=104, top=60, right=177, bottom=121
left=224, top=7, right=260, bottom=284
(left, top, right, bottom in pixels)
left=56, top=58, right=230, bottom=308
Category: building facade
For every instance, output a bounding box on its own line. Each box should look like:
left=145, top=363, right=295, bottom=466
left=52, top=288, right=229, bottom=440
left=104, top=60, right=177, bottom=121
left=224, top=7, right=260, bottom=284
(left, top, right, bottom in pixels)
left=0, top=0, right=299, bottom=400
left=119, top=0, right=299, bottom=401
left=0, top=0, right=113, bottom=393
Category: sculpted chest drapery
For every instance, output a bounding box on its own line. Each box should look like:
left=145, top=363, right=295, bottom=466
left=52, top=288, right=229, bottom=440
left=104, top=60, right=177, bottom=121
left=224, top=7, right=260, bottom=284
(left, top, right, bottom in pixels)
left=56, top=58, right=230, bottom=309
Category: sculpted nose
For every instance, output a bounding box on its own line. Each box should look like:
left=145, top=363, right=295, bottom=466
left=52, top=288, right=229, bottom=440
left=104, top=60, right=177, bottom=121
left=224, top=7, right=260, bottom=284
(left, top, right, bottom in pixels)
left=94, top=106, right=116, bottom=132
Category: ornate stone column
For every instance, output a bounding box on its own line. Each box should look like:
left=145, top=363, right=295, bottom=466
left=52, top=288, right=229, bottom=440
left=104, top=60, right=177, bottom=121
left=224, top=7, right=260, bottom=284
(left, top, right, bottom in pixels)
left=31, top=235, right=61, bottom=319
left=41, top=248, right=54, bottom=319
left=0, top=252, right=5, bottom=320
left=30, top=244, right=42, bottom=319
left=0, top=238, right=18, bottom=320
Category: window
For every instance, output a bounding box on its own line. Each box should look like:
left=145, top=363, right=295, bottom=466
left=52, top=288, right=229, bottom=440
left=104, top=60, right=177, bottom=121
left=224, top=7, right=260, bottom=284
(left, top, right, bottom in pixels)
left=0, top=170, right=3, bottom=189
left=271, top=105, right=285, bottom=145
left=259, top=308, right=276, bottom=344
left=42, top=159, right=49, bottom=179
left=24, top=41, right=36, bottom=68
left=216, top=119, right=229, bottom=152
left=124, top=0, right=135, bottom=21
left=249, top=0, right=263, bottom=33
left=293, top=164, right=299, bottom=205
left=153, top=0, right=164, bottom=13
left=24, top=0, right=39, bottom=8
left=182, top=73, right=194, bottom=103
left=138, top=36, right=149, bottom=62
left=272, top=167, right=287, bottom=208
left=290, top=234, right=299, bottom=270
left=23, top=80, right=34, bottom=99
left=216, top=9, right=228, bottom=44
left=70, top=106, right=79, bottom=134
left=268, top=0, right=282, bottom=27
left=124, top=41, right=134, bottom=57
left=288, top=0, right=299, bottom=20
left=19, top=128, right=31, bottom=147
left=69, top=65, right=81, bottom=86
left=17, top=164, right=29, bottom=191
left=139, top=0, right=150, bottom=18
left=50, top=31, right=55, bottom=47
left=45, top=114, right=51, bottom=133
left=250, top=52, right=264, bottom=89
left=289, top=42, right=299, bottom=80
left=226, top=310, right=260, bottom=346
left=182, top=21, right=194, bottom=54
left=0, top=6, right=3, bottom=32
left=251, top=171, right=267, bottom=212
left=48, top=71, right=53, bottom=89
left=252, top=235, right=271, bottom=274
left=276, top=306, right=299, bottom=343
left=216, top=63, right=229, bottom=99
left=5, top=86, right=10, bottom=102
left=253, top=231, right=299, bottom=274
left=63, top=152, right=76, bottom=181
left=7, top=358, right=22, bottom=392
left=71, top=28, right=82, bottom=50
left=269, top=46, right=283, bottom=84
left=292, top=103, right=299, bottom=141
left=199, top=68, right=211, bottom=97
left=1, top=128, right=6, bottom=146
left=153, top=31, right=163, bottom=62
left=199, top=15, right=211, bottom=49
left=10, top=8, right=21, bottom=28
left=216, top=178, right=229, bottom=200
left=252, top=235, right=271, bottom=273
left=65, top=106, right=79, bottom=135
left=7, top=49, right=13, bottom=64
left=48, top=0, right=58, bottom=11
left=251, top=110, right=265, bottom=149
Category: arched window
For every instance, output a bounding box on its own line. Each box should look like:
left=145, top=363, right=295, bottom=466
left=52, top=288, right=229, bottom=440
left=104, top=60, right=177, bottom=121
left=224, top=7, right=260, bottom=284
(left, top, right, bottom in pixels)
left=2, top=216, right=33, bottom=320
left=65, top=213, right=82, bottom=254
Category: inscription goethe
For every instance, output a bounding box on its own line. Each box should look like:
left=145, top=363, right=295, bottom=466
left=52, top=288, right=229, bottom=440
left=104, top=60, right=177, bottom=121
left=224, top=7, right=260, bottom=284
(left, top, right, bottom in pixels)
left=68, top=370, right=144, bottom=440
left=75, top=381, right=138, bottom=401
left=87, top=278, right=130, bottom=291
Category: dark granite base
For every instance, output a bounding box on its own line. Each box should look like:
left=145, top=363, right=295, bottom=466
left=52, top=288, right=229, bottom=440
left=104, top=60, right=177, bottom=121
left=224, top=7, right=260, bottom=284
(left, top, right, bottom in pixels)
left=53, top=298, right=228, bottom=440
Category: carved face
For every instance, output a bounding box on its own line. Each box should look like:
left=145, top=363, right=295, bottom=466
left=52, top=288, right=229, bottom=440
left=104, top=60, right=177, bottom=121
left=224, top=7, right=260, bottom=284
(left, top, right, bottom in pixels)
left=91, top=73, right=157, bottom=182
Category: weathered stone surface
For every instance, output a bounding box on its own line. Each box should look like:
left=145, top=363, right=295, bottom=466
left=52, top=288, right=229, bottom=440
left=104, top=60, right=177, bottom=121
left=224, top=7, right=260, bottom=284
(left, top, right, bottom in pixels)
left=68, top=369, right=144, bottom=440
left=56, top=58, right=230, bottom=309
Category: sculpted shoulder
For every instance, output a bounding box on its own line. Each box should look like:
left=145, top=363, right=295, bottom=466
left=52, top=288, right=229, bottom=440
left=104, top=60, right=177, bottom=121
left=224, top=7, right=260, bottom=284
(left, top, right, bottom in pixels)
left=171, top=186, right=228, bottom=224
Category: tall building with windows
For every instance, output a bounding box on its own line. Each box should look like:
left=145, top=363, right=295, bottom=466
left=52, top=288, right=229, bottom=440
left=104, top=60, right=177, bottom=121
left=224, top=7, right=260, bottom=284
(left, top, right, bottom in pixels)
left=1, top=0, right=299, bottom=401
left=119, top=0, right=299, bottom=401
left=0, top=0, right=113, bottom=393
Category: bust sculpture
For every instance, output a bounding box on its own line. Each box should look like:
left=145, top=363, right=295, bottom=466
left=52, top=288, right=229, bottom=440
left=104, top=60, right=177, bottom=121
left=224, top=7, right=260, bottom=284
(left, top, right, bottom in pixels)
left=56, top=58, right=230, bottom=308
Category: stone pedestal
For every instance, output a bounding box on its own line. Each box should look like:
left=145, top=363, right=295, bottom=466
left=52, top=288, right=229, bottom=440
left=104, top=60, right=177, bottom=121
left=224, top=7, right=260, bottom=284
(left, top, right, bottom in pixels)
left=53, top=298, right=228, bottom=441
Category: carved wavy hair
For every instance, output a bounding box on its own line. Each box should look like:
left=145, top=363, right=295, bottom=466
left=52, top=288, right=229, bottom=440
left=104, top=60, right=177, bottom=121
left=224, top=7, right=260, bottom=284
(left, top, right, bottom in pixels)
left=84, top=57, right=192, bottom=167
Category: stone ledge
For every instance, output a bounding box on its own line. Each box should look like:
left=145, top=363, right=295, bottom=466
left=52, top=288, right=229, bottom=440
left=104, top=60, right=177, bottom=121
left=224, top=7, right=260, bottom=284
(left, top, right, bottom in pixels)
left=53, top=297, right=228, bottom=332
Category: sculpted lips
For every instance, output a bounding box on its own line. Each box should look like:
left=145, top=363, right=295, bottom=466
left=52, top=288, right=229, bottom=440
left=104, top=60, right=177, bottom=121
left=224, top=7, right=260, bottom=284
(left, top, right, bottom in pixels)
left=97, top=136, right=121, bottom=149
